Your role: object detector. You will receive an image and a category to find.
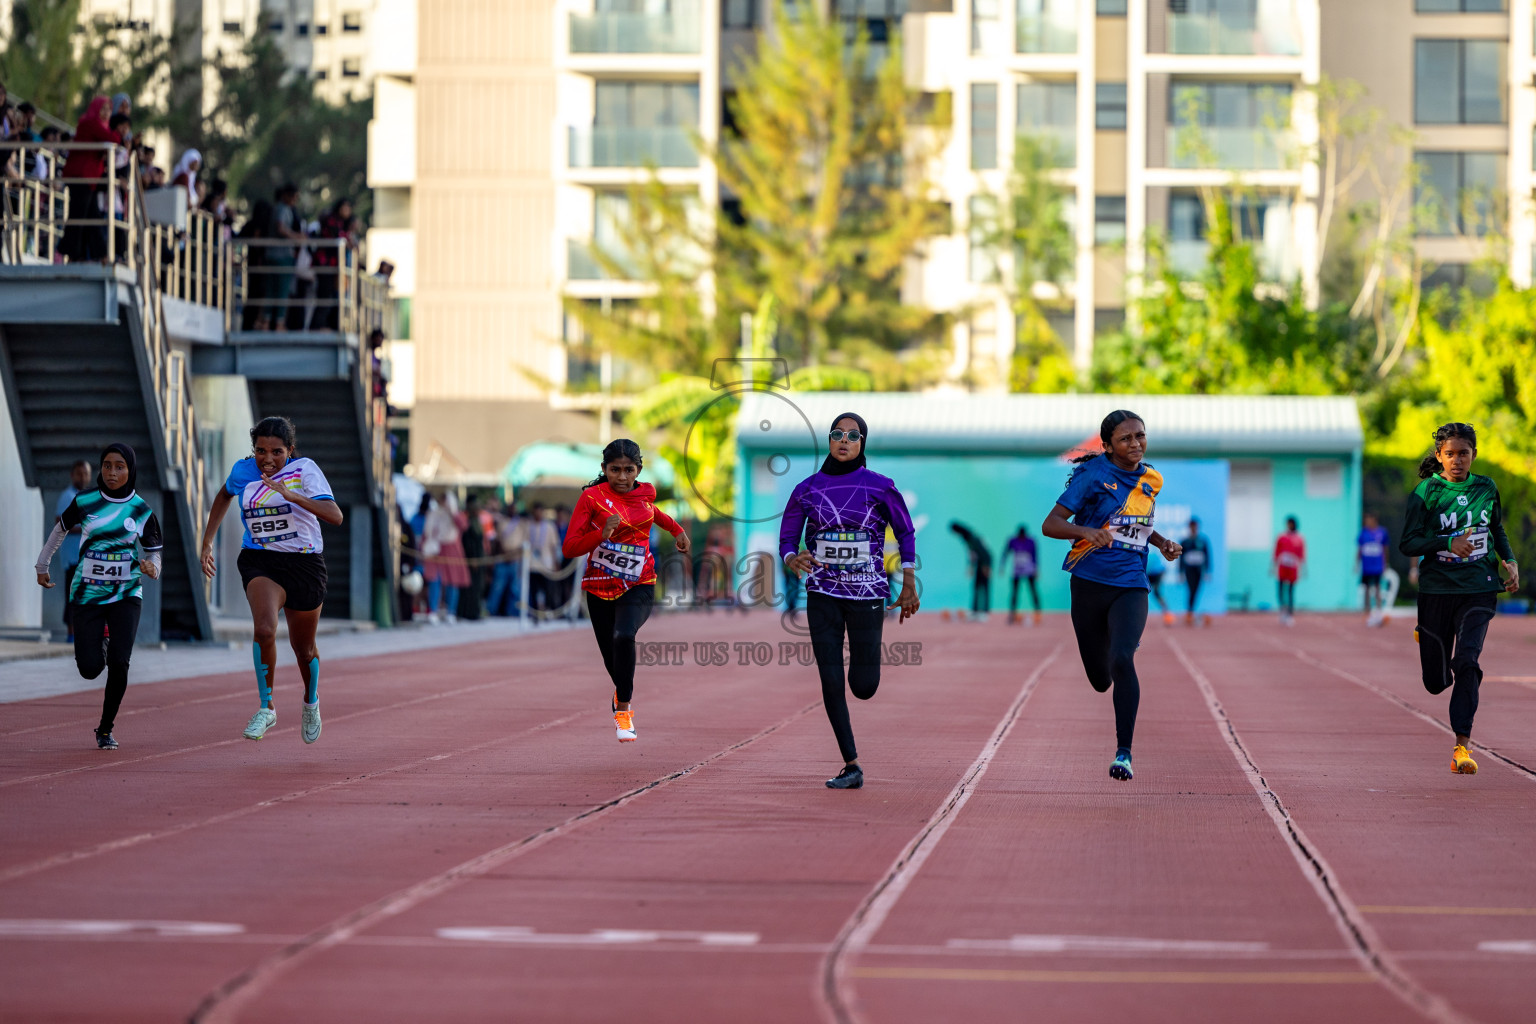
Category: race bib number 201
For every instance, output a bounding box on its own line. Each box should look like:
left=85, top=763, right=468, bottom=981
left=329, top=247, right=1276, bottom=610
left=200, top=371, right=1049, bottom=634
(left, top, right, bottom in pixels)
left=1107, top=515, right=1153, bottom=552
left=591, top=541, right=646, bottom=581
left=815, top=531, right=873, bottom=568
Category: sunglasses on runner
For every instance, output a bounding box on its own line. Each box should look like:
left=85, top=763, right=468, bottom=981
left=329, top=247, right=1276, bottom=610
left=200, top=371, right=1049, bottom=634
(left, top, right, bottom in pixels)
left=829, top=429, right=863, bottom=442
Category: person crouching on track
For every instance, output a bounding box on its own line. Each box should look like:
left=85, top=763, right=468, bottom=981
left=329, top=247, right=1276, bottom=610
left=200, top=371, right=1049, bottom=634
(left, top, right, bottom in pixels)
left=34, top=443, right=162, bottom=749
left=1399, top=422, right=1519, bottom=775
left=562, top=439, right=690, bottom=743
left=780, top=413, right=920, bottom=790
left=1042, top=410, right=1182, bottom=782
left=200, top=416, right=343, bottom=745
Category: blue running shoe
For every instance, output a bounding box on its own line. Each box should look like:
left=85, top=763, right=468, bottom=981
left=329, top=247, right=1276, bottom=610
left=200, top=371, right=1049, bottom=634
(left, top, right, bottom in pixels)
left=1109, top=748, right=1133, bottom=781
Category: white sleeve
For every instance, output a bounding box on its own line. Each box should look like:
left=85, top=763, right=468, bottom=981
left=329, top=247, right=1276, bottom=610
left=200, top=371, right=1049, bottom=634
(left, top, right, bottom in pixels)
left=34, top=522, right=66, bottom=574
left=303, top=460, right=335, bottom=501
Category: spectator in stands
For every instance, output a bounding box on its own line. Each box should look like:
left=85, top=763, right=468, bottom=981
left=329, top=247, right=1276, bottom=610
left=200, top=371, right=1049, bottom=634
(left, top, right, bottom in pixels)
left=374, top=259, right=394, bottom=284
left=313, top=197, right=352, bottom=330
left=60, top=97, right=121, bottom=263
left=171, top=149, right=200, bottom=196
left=238, top=198, right=273, bottom=330
left=458, top=497, right=486, bottom=621
left=36, top=124, right=61, bottom=179
left=201, top=177, right=233, bottom=237
left=486, top=504, right=528, bottom=616
left=265, top=182, right=303, bottom=330
left=138, top=146, right=157, bottom=189
left=110, top=93, right=132, bottom=142
left=14, top=102, right=38, bottom=141
left=0, top=82, right=13, bottom=140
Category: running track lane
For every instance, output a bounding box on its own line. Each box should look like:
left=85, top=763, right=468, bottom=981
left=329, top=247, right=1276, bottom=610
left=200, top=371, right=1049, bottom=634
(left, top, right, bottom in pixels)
left=4, top=613, right=1536, bottom=1021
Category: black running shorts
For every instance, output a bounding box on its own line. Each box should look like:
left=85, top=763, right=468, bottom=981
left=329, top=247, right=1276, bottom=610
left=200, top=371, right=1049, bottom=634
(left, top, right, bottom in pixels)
left=237, top=549, right=329, bottom=612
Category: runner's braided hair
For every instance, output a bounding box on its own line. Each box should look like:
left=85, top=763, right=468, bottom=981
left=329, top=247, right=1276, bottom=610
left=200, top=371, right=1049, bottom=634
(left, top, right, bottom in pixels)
left=251, top=415, right=298, bottom=453
left=1071, top=409, right=1144, bottom=464
left=1418, top=422, right=1477, bottom=479
left=587, top=438, right=644, bottom=488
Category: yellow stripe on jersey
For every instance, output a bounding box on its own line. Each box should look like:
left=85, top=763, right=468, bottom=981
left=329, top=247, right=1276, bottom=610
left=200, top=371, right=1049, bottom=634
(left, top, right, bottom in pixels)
left=1065, top=465, right=1164, bottom=569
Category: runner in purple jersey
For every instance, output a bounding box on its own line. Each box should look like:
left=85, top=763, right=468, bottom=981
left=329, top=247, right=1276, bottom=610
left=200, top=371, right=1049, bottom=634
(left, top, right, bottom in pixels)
left=781, top=411, right=919, bottom=790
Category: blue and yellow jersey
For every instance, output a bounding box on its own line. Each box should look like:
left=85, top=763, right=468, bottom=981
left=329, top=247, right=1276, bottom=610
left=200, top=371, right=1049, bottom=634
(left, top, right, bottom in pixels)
left=1055, top=454, right=1163, bottom=590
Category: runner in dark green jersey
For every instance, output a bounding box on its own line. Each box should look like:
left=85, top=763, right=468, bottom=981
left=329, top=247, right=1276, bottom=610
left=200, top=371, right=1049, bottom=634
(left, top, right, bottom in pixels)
left=1398, top=423, right=1520, bottom=775
left=34, top=443, right=163, bottom=750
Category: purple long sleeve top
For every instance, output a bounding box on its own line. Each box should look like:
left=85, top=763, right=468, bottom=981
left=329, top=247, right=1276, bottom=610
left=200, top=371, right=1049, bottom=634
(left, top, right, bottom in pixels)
left=779, top=467, right=918, bottom=601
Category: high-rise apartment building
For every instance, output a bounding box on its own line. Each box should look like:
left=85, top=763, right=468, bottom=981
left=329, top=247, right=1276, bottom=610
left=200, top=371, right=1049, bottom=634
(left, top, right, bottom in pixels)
left=384, top=0, right=1535, bottom=480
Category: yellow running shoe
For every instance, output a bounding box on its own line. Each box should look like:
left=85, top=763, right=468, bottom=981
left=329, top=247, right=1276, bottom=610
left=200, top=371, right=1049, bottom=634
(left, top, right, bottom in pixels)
left=614, top=709, right=636, bottom=743
left=1451, top=745, right=1478, bottom=774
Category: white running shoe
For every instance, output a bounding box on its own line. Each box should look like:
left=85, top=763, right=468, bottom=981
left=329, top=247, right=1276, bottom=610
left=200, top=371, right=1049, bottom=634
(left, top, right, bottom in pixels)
left=243, top=708, right=277, bottom=740
left=301, top=703, right=322, bottom=744
left=614, top=709, right=636, bottom=743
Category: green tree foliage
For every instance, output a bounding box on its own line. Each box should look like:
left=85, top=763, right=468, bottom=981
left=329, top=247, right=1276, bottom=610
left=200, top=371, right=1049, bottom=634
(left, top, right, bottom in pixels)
left=0, top=0, right=95, bottom=116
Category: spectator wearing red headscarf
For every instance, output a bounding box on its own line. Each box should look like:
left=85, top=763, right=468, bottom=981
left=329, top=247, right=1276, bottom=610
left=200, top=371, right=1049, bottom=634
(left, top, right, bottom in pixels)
left=61, top=97, right=121, bottom=262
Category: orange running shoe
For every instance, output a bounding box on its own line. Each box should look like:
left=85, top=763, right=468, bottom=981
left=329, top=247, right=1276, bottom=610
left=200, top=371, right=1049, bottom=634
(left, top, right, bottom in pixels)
left=1162, top=611, right=1175, bottom=626
left=1451, top=745, right=1477, bottom=774
left=615, top=709, right=636, bottom=743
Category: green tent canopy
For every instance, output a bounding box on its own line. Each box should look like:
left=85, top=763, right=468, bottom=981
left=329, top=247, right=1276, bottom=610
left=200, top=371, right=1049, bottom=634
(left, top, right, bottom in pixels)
left=501, top=442, right=677, bottom=492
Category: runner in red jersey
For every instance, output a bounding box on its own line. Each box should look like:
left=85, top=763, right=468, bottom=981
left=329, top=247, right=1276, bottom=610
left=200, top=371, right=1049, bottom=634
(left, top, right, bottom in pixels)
left=562, top=439, right=690, bottom=742
left=1273, top=516, right=1306, bottom=626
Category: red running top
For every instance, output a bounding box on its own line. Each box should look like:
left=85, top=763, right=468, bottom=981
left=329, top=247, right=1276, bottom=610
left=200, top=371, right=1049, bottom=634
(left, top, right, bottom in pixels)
left=562, top=481, right=683, bottom=599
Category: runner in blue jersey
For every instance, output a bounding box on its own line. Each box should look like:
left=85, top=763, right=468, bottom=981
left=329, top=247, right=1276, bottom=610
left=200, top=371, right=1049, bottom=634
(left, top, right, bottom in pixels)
left=1042, top=410, right=1182, bottom=781
left=200, top=417, right=343, bottom=744
left=1357, top=511, right=1389, bottom=626
left=781, top=412, right=919, bottom=790
left=34, top=443, right=162, bottom=749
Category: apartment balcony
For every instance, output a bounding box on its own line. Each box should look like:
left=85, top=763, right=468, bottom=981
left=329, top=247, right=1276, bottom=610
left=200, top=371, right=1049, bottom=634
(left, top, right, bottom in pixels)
left=568, top=2, right=701, bottom=55
left=1165, top=125, right=1291, bottom=170
left=1162, top=1, right=1301, bottom=57
left=1016, top=10, right=1077, bottom=54
left=1018, top=125, right=1077, bottom=168
left=567, top=238, right=639, bottom=281
left=567, top=125, right=698, bottom=169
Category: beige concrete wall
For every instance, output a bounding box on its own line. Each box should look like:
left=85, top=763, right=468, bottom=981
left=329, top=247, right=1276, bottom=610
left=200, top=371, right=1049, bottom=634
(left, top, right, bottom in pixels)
left=413, top=0, right=583, bottom=471
left=412, top=399, right=596, bottom=477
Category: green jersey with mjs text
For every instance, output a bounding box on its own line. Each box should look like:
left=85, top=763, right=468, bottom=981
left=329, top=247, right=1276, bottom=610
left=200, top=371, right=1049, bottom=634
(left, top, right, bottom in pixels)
left=60, top=490, right=163, bottom=605
left=1398, top=473, right=1514, bottom=594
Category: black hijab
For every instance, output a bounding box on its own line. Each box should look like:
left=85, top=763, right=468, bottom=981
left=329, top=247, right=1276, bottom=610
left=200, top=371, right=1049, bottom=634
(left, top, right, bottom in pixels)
left=819, top=411, right=868, bottom=476
left=97, top=442, right=137, bottom=500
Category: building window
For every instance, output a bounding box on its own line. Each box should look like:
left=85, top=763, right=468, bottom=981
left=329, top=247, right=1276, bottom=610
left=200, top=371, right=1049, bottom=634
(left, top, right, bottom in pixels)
left=972, top=0, right=1000, bottom=53
left=1017, top=80, right=1077, bottom=167
left=314, top=69, right=329, bottom=80
left=268, top=17, right=284, bottom=32
left=1415, top=151, right=1501, bottom=236
left=595, top=81, right=700, bottom=127
left=1414, top=40, right=1503, bottom=124
left=1017, top=0, right=1078, bottom=54
left=1094, top=195, right=1126, bottom=244
left=341, top=59, right=361, bottom=78
left=316, top=23, right=329, bottom=35
left=1415, top=0, right=1504, bottom=11
left=223, top=20, right=241, bottom=33
left=969, top=195, right=1000, bottom=283
left=723, top=0, right=756, bottom=28
left=296, top=22, right=310, bottom=36
left=971, top=83, right=998, bottom=170
left=1096, top=0, right=1127, bottom=13
left=342, top=11, right=362, bottom=32
left=1095, top=82, right=1126, bottom=130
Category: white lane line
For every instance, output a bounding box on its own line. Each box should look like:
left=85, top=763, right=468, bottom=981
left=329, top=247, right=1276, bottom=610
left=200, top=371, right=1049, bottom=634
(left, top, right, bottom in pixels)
left=1169, top=634, right=1477, bottom=1024
left=0, top=919, right=244, bottom=937
left=819, top=642, right=1065, bottom=1024
left=1477, top=941, right=1536, bottom=954
left=948, top=934, right=1270, bottom=954
left=437, top=927, right=759, bottom=946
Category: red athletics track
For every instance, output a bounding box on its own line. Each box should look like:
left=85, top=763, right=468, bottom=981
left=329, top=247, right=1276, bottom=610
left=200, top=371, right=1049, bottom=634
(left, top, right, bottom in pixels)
left=2, top=611, right=1535, bottom=1023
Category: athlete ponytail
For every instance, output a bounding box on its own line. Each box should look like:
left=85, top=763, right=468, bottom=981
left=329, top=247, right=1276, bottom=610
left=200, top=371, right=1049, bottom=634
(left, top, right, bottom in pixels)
left=1417, top=422, right=1477, bottom=479
left=587, top=438, right=644, bottom=488
left=1071, top=409, right=1144, bottom=464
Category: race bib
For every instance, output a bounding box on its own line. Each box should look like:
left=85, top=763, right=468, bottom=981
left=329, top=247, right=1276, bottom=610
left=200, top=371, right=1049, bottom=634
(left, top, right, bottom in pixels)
left=80, top=551, right=135, bottom=585
left=1438, top=527, right=1489, bottom=564
left=1107, top=515, right=1153, bottom=553
left=1360, top=542, right=1383, bottom=558
left=1013, top=551, right=1036, bottom=576
left=244, top=504, right=295, bottom=543
left=1183, top=549, right=1206, bottom=568
left=1277, top=551, right=1302, bottom=569
left=814, top=531, right=873, bottom=568
left=591, top=541, right=646, bottom=581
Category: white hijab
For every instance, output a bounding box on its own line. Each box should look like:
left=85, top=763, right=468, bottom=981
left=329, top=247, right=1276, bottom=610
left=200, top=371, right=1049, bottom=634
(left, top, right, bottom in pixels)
left=171, top=149, right=201, bottom=194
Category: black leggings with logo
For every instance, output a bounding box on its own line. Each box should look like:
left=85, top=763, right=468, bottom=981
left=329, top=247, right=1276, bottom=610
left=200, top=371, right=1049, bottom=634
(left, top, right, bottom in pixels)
left=1417, top=591, right=1498, bottom=738
left=72, top=598, right=142, bottom=735
left=807, top=591, right=886, bottom=764
left=587, top=585, right=655, bottom=704
left=1069, top=576, right=1147, bottom=750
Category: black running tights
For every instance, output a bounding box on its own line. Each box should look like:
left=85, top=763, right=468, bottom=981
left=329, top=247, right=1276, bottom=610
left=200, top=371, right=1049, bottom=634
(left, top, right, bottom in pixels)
left=1069, top=576, right=1146, bottom=750
left=1417, top=592, right=1497, bottom=738
left=807, top=591, right=886, bottom=764
left=587, top=584, right=654, bottom=704
left=72, top=598, right=141, bottom=734
left=1009, top=575, right=1040, bottom=613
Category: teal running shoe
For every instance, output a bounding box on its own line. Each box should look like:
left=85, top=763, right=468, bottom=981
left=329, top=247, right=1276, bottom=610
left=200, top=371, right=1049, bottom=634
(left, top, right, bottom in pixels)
left=1109, top=748, right=1134, bottom=781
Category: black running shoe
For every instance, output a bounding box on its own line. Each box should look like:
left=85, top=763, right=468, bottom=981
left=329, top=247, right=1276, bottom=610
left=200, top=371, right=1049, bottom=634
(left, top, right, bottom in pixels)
left=95, top=730, right=118, bottom=750
left=826, top=765, right=863, bottom=789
